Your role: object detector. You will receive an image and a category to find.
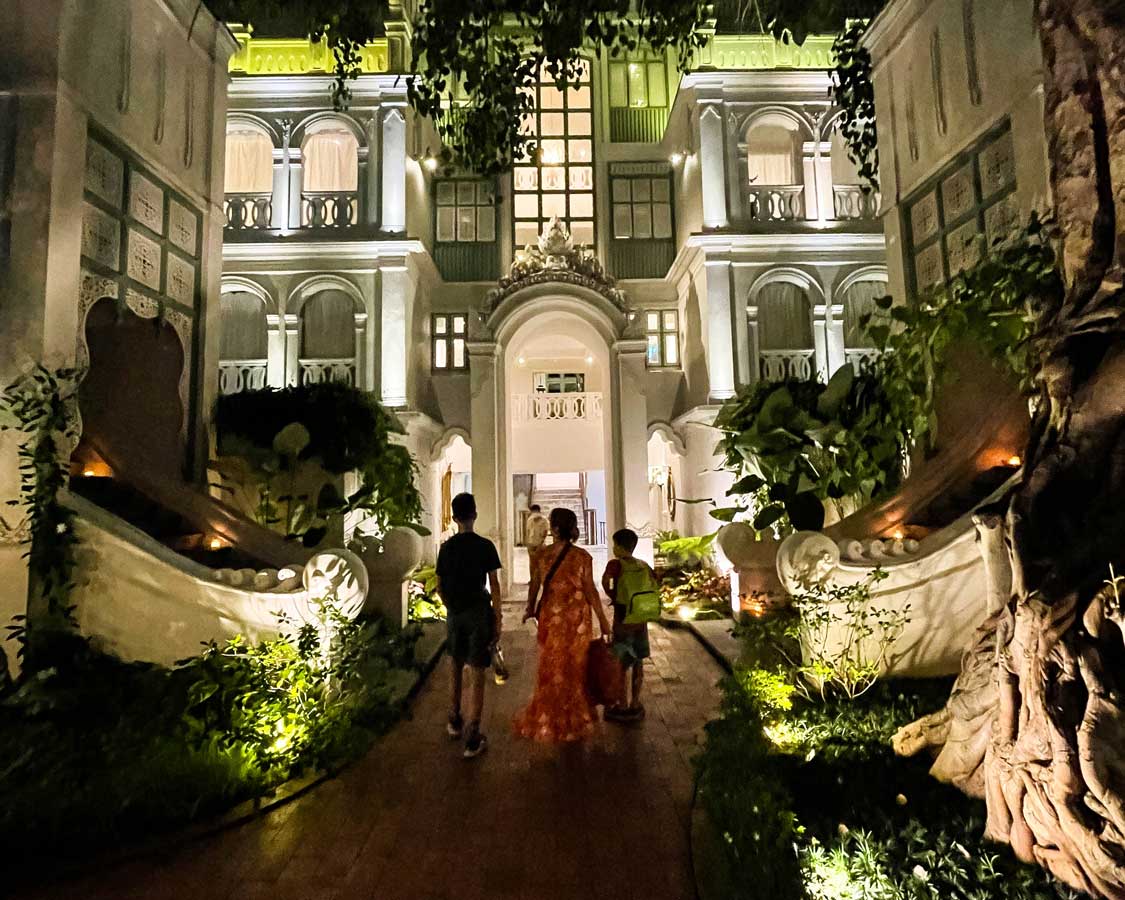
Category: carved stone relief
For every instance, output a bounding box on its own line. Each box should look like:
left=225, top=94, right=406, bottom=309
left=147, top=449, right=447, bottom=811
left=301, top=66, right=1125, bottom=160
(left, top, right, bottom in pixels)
left=168, top=200, right=198, bottom=257
left=153, top=47, right=167, bottom=145
left=129, top=170, right=165, bottom=234
left=963, top=0, right=983, bottom=106
left=126, top=228, right=162, bottom=290
left=183, top=70, right=195, bottom=169
left=85, top=139, right=125, bottom=208
left=930, top=30, right=948, bottom=137
left=117, top=0, right=132, bottom=113
left=77, top=270, right=121, bottom=369
left=166, top=253, right=196, bottom=308
left=81, top=202, right=121, bottom=271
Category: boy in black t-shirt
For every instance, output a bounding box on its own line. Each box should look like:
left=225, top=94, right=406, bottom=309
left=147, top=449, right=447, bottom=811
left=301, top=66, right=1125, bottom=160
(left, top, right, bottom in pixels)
left=436, top=493, right=503, bottom=759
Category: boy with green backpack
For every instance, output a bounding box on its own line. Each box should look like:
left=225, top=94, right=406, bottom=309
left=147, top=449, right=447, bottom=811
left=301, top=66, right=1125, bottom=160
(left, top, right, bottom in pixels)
left=601, top=528, right=661, bottom=722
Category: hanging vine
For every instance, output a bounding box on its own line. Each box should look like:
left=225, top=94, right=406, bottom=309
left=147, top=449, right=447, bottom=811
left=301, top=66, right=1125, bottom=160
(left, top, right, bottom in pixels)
left=206, top=1, right=884, bottom=180
left=1, top=366, right=83, bottom=668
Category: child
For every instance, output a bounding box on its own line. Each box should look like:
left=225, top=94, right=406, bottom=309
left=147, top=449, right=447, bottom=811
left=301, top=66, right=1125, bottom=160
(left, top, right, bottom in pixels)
left=436, top=493, right=503, bottom=759
left=601, top=528, right=655, bottom=722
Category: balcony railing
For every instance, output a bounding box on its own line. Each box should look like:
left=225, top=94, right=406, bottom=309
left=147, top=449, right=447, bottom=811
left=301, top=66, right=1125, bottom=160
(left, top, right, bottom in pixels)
left=301, top=191, right=359, bottom=228
left=224, top=193, right=273, bottom=230
left=299, top=358, right=356, bottom=386
left=845, top=348, right=881, bottom=375
left=834, top=185, right=881, bottom=220
left=218, top=359, right=268, bottom=395
left=512, top=392, right=604, bottom=422
left=746, top=185, right=806, bottom=222
left=760, top=349, right=816, bottom=382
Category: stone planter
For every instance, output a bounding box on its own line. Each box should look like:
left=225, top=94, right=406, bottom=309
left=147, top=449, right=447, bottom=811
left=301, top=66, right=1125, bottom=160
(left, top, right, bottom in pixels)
left=356, top=526, right=423, bottom=627
left=716, top=523, right=783, bottom=606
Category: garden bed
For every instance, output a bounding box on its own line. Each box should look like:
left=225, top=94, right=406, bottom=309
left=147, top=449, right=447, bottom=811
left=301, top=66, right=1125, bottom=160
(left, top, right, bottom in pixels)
left=0, top=614, right=432, bottom=868
left=694, top=621, right=1081, bottom=900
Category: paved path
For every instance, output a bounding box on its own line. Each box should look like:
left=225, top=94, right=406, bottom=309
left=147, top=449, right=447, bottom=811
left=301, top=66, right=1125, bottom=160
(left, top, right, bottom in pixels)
left=24, top=608, right=723, bottom=900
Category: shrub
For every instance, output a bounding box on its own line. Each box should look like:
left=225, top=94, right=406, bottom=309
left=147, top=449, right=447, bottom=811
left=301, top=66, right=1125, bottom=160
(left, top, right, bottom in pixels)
left=407, top=565, right=446, bottom=622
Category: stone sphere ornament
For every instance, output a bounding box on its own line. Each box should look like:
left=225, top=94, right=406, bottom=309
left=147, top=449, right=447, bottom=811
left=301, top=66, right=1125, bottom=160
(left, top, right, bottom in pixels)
left=777, top=531, right=841, bottom=593
left=302, top=548, right=370, bottom=621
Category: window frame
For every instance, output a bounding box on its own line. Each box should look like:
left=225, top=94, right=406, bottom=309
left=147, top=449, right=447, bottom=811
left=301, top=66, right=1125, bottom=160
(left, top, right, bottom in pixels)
left=644, top=308, right=680, bottom=369
left=512, top=58, right=596, bottom=250
left=611, top=173, right=675, bottom=241
left=431, top=313, right=469, bottom=372
left=607, top=52, right=669, bottom=110
left=533, top=371, right=586, bottom=393
left=434, top=178, right=497, bottom=245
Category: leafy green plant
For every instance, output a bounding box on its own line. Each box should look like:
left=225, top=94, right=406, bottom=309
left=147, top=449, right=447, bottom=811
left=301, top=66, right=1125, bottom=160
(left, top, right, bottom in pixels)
left=714, top=364, right=907, bottom=532
left=0, top=366, right=83, bottom=671
left=656, top=530, right=716, bottom=568
left=214, top=382, right=425, bottom=545
left=407, top=565, right=446, bottom=622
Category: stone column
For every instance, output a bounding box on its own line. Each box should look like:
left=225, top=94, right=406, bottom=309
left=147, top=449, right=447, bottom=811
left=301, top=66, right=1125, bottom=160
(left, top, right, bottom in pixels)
left=614, top=338, right=653, bottom=563
left=379, top=263, right=413, bottom=407
left=284, top=313, right=300, bottom=386
left=380, top=105, right=406, bottom=234
left=825, top=302, right=846, bottom=377
left=364, top=114, right=380, bottom=228
left=745, top=304, right=762, bottom=386
left=704, top=259, right=737, bottom=401
left=265, top=313, right=285, bottom=387
left=273, top=118, right=292, bottom=230
left=468, top=340, right=503, bottom=556
left=812, top=303, right=830, bottom=381
left=698, top=102, right=729, bottom=229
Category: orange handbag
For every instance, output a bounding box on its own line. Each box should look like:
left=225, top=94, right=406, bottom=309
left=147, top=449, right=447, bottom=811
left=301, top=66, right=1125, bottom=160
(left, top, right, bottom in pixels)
left=586, top=639, right=624, bottom=708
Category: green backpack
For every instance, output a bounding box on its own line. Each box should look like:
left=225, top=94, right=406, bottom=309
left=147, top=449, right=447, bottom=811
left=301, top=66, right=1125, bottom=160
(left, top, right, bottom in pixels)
left=617, top=559, right=661, bottom=624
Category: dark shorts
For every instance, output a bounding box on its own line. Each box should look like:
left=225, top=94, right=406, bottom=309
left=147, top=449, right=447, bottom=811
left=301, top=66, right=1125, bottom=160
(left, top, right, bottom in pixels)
left=612, top=624, right=651, bottom=665
left=447, top=605, right=493, bottom=668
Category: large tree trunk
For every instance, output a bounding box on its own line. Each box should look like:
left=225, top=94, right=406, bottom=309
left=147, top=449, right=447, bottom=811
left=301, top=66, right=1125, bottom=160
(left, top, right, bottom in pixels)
left=894, top=2, right=1125, bottom=896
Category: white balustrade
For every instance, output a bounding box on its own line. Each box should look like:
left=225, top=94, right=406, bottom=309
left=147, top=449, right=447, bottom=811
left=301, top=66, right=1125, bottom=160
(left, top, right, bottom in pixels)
left=833, top=185, right=881, bottom=220
left=301, top=191, right=359, bottom=228
left=299, top=358, right=356, bottom=386
left=759, top=349, right=816, bottom=382
left=845, top=348, right=881, bottom=374
left=512, top=392, right=604, bottom=422
left=746, top=185, right=806, bottom=222
left=224, top=193, right=273, bottom=230
left=218, top=359, right=268, bottom=395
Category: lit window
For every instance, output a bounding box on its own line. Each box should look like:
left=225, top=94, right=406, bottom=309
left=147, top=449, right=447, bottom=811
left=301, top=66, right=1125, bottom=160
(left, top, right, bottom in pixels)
left=432, top=314, right=468, bottom=370
left=435, top=180, right=496, bottom=243
left=513, top=60, right=595, bottom=248
left=533, top=372, right=585, bottom=393
left=608, top=55, right=668, bottom=109
left=645, top=309, right=679, bottom=368
left=612, top=176, right=673, bottom=240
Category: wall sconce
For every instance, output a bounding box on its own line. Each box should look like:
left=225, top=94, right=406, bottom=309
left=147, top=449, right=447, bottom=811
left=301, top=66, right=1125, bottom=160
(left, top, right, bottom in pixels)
left=669, top=151, right=684, bottom=166
left=420, top=147, right=438, bottom=172
left=584, top=355, right=593, bottom=365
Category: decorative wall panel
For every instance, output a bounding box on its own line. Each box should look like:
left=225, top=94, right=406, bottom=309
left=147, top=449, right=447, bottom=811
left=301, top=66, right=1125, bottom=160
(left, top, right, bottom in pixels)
left=85, top=139, right=125, bottom=208
left=81, top=202, right=121, bottom=271
left=126, top=228, right=162, bottom=289
left=169, top=199, right=198, bottom=256
left=129, top=171, right=165, bottom=234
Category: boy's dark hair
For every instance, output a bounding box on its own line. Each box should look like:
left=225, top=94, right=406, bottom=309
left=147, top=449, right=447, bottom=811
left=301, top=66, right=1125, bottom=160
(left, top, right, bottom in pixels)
left=530, top=504, right=541, bottom=512
left=451, top=492, right=477, bottom=523
left=612, top=528, right=638, bottom=552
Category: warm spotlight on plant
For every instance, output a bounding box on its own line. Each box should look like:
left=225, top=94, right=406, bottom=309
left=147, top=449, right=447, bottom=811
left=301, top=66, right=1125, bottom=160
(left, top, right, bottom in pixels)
left=677, top=603, right=698, bottom=621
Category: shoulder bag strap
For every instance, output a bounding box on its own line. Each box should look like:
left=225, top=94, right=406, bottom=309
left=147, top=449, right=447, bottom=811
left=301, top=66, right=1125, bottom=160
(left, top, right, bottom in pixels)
left=534, top=543, right=573, bottom=617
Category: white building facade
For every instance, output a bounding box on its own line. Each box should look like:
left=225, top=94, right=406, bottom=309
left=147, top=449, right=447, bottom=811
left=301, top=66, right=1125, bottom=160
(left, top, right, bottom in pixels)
left=215, top=22, right=889, bottom=576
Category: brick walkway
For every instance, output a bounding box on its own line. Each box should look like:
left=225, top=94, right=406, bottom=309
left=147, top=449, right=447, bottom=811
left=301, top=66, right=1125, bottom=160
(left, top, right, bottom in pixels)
left=23, top=609, right=723, bottom=900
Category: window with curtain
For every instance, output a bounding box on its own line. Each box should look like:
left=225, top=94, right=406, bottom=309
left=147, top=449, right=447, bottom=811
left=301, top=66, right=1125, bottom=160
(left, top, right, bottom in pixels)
left=842, top=280, right=889, bottom=348
left=301, top=129, right=359, bottom=192
left=224, top=130, right=274, bottom=194
left=513, top=60, right=594, bottom=248
left=219, top=292, right=268, bottom=359
left=300, top=290, right=356, bottom=359
left=758, top=282, right=814, bottom=350
left=746, top=121, right=801, bottom=186
left=830, top=127, right=864, bottom=187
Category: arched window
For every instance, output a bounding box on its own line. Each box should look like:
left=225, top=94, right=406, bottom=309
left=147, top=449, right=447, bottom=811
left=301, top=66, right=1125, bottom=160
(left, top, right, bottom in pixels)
left=757, top=281, right=815, bottom=381
left=301, top=125, right=360, bottom=227
left=840, top=278, right=889, bottom=373
left=218, top=291, right=268, bottom=394
left=224, top=126, right=273, bottom=229
left=299, top=290, right=358, bottom=386
left=743, top=114, right=806, bottom=221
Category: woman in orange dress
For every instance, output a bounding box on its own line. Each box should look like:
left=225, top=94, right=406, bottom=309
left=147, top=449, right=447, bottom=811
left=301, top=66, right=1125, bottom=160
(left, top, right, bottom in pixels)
left=514, top=508, right=612, bottom=743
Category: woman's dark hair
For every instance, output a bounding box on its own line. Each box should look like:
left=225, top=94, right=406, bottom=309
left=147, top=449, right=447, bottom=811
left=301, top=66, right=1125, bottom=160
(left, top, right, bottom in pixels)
left=549, top=507, right=581, bottom=543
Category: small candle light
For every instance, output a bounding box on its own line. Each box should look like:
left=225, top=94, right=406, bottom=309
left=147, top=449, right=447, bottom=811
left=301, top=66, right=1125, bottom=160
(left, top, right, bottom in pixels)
left=82, top=468, right=96, bottom=477
left=1007, top=455, right=1022, bottom=467
left=209, top=537, right=224, bottom=551
left=892, top=529, right=905, bottom=541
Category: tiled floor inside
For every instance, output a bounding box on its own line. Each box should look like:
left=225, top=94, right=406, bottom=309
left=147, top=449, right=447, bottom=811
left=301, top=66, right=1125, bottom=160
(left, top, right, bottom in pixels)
left=24, top=600, right=724, bottom=900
